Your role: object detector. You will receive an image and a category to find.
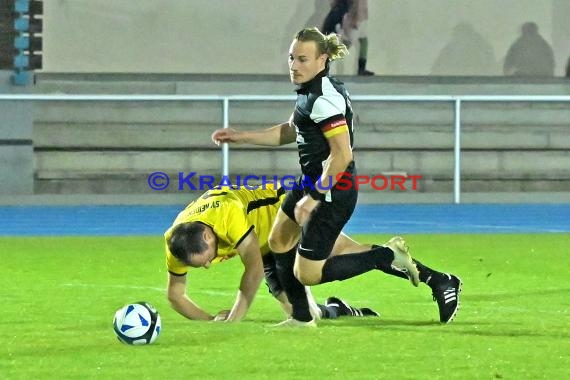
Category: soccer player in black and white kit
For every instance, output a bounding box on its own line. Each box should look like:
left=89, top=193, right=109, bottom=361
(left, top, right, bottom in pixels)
left=212, top=27, right=461, bottom=326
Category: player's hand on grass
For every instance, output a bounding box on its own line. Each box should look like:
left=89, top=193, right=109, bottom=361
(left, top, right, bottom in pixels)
left=213, top=309, right=231, bottom=321
left=212, top=128, right=241, bottom=146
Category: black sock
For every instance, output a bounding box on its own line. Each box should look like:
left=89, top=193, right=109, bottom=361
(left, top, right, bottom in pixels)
left=370, top=244, right=410, bottom=280
left=371, top=244, right=444, bottom=286
left=318, top=304, right=338, bottom=319
left=320, top=246, right=394, bottom=284
left=415, top=260, right=447, bottom=287
left=273, top=248, right=312, bottom=322
left=415, top=259, right=438, bottom=285
left=358, top=58, right=366, bottom=73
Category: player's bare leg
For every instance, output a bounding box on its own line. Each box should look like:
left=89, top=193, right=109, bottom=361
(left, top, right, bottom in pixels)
left=268, top=209, right=300, bottom=253
left=330, top=233, right=371, bottom=256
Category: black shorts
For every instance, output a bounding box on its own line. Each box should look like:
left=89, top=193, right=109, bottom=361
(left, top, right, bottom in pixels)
left=281, top=162, right=358, bottom=261
left=262, top=253, right=283, bottom=297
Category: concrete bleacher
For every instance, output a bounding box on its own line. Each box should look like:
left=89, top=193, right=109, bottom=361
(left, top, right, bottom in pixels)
left=30, top=73, right=570, bottom=201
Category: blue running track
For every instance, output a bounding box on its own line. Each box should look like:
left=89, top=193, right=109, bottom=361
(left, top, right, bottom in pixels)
left=0, top=204, right=568, bottom=236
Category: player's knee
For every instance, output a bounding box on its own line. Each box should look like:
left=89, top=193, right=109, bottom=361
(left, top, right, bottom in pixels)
left=268, top=233, right=293, bottom=253
left=267, top=236, right=282, bottom=253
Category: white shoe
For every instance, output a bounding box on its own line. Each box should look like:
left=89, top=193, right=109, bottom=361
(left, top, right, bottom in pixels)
left=272, top=318, right=317, bottom=328
left=384, top=236, right=420, bottom=287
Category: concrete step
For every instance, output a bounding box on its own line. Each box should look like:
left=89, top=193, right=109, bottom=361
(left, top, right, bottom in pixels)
left=34, top=123, right=218, bottom=148
left=35, top=149, right=570, bottom=180
left=33, top=122, right=570, bottom=150
left=354, top=101, right=570, bottom=126
left=356, top=124, right=569, bottom=149
left=32, top=101, right=225, bottom=124
left=31, top=98, right=570, bottom=130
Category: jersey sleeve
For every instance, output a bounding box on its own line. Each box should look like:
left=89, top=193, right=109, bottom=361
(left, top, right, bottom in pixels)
left=164, top=242, right=188, bottom=276
left=310, top=82, right=348, bottom=139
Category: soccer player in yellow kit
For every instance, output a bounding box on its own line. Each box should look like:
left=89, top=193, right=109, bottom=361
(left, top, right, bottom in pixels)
left=165, top=185, right=378, bottom=322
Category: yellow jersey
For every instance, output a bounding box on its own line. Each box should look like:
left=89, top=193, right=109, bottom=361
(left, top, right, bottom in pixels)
left=164, top=186, right=285, bottom=275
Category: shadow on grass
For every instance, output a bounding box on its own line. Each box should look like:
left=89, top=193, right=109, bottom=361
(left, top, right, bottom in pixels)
left=315, top=318, right=570, bottom=339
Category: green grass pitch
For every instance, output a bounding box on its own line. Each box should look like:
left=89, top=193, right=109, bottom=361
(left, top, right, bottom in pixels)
left=1, top=234, right=569, bottom=379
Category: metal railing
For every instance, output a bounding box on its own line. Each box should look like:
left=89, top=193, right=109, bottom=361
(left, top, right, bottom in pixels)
left=2, top=93, right=570, bottom=203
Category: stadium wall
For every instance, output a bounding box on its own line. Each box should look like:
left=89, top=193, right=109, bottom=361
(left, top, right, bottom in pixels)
left=0, top=70, right=33, bottom=194
left=43, top=0, right=570, bottom=77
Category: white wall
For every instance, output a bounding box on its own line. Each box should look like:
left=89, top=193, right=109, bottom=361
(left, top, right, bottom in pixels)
left=44, top=0, right=568, bottom=76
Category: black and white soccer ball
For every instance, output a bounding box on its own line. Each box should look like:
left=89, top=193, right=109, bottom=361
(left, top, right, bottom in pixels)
left=113, top=302, right=161, bottom=345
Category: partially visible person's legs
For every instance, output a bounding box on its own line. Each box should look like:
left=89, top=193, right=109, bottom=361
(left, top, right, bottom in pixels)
left=280, top=170, right=418, bottom=287
left=319, top=234, right=419, bottom=286
left=270, top=283, right=323, bottom=320
left=272, top=247, right=315, bottom=322
left=294, top=202, right=420, bottom=286
left=263, top=252, right=318, bottom=319
left=330, top=233, right=419, bottom=286
left=355, top=21, right=374, bottom=76
left=293, top=181, right=358, bottom=286
left=275, top=172, right=419, bottom=322
left=325, top=296, right=379, bottom=317
left=272, top=188, right=458, bottom=323
left=322, top=2, right=348, bottom=35
left=330, top=234, right=462, bottom=323
left=367, top=241, right=462, bottom=322
left=268, top=187, right=317, bottom=323
left=262, top=253, right=378, bottom=322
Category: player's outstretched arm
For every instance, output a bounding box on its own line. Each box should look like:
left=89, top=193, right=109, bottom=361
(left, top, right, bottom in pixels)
left=211, top=120, right=296, bottom=147
left=224, top=232, right=265, bottom=322
left=167, top=272, right=215, bottom=321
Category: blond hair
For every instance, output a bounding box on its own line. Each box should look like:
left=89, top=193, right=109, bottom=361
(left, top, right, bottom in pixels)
left=294, top=27, right=348, bottom=61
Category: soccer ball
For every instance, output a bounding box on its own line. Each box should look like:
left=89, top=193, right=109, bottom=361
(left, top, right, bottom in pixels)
left=113, top=302, right=161, bottom=345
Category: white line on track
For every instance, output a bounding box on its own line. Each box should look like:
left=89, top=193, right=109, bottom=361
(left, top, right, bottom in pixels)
left=367, top=220, right=568, bottom=233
